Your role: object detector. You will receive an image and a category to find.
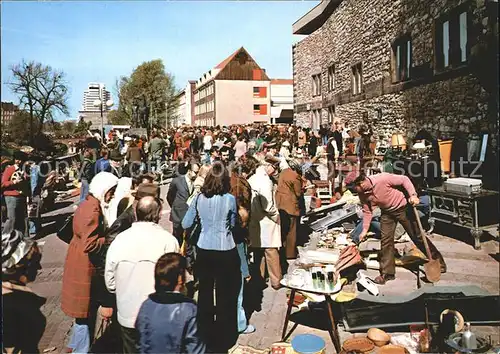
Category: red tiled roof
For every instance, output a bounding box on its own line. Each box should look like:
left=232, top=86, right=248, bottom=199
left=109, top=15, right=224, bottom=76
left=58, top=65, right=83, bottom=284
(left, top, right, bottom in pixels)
left=271, top=79, right=293, bottom=85
left=215, top=47, right=244, bottom=69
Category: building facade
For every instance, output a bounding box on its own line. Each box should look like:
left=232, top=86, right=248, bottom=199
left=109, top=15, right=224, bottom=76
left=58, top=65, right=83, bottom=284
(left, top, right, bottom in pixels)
left=1, top=102, right=19, bottom=127
left=292, top=0, right=498, bottom=146
left=192, top=47, right=272, bottom=127
left=270, top=79, right=294, bottom=124
left=170, top=81, right=196, bottom=127
left=78, top=82, right=112, bottom=129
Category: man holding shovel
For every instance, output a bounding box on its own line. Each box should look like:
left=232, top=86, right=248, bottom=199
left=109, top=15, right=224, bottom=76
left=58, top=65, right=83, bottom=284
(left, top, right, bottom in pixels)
left=349, top=172, right=447, bottom=284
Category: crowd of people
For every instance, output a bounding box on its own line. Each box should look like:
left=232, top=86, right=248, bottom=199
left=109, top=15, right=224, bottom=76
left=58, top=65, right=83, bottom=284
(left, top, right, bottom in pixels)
left=2, top=121, right=447, bottom=353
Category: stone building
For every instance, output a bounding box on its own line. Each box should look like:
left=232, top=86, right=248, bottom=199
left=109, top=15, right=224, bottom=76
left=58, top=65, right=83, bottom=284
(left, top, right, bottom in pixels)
left=292, top=0, right=498, bottom=147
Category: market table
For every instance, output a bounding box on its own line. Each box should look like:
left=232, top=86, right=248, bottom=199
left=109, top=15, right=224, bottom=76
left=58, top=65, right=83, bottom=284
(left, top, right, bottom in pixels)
left=280, top=278, right=344, bottom=353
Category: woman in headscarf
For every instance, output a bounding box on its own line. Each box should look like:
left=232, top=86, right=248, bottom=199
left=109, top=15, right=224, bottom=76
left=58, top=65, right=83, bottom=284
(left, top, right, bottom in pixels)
left=2, top=229, right=45, bottom=354
left=106, top=177, right=133, bottom=226
left=62, top=172, right=118, bottom=354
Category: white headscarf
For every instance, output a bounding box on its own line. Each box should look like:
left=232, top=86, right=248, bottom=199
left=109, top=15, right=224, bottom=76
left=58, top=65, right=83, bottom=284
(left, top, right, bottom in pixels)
left=107, top=177, right=133, bottom=226
left=89, top=172, right=119, bottom=227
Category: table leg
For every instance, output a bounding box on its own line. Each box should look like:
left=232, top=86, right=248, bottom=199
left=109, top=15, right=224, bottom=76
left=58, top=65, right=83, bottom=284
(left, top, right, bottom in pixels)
left=281, top=289, right=296, bottom=341
left=325, top=295, right=342, bottom=353
left=471, top=228, right=482, bottom=250
left=428, top=217, right=435, bottom=234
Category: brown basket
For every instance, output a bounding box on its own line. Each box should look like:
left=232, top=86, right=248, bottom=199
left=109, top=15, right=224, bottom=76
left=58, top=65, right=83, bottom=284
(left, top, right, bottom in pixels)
left=342, top=337, right=374, bottom=353
left=378, top=344, right=409, bottom=354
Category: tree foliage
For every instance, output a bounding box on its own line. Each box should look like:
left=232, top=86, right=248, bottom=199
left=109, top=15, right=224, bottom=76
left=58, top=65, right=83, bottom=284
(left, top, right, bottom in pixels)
left=74, top=117, right=92, bottom=137
left=108, top=109, right=130, bottom=125
left=116, top=59, right=176, bottom=130
left=8, top=60, right=70, bottom=143
left=60, top=120, right=76, bottom=136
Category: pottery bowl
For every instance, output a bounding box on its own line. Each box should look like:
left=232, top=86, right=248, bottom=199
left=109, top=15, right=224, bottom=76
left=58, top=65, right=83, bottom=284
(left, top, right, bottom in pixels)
left=367, top=328, right=390, bottom=347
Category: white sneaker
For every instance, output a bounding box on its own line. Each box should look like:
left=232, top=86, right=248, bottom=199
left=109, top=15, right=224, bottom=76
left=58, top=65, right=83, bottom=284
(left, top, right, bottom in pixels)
left=241, top=324, right=256, bottom=334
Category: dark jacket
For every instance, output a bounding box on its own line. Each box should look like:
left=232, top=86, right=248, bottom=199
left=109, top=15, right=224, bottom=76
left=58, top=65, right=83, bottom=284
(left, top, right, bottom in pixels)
left=135, top=291, right=205, bottom=354
left=167, top=175, right=192, bottom=228
left=326, top=139, right=337, bottom=162
left=332, top=130, right=343, bottom=156
left=81, top=158, right=94, bottom=181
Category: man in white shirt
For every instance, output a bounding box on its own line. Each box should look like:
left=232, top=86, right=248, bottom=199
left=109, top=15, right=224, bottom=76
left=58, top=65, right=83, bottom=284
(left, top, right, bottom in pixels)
left=105, top=196, right=180, bottom=353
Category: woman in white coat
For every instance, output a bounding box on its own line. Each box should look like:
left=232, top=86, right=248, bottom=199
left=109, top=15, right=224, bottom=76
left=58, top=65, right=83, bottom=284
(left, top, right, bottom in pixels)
left=248, top=157, right=282, bottom=290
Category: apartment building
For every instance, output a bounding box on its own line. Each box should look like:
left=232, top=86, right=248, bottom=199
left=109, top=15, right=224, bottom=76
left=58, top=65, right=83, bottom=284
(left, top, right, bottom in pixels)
left=170, top=81, right=196, bottom=127
left=1, top=102, right=19, bottom=127
left=192, top=47, right=272, bottom=127
left=78, top=82, right=112, bottom=129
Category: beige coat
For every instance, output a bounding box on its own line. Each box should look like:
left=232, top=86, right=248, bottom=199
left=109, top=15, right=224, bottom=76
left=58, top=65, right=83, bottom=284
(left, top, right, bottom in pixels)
left=248, top=166, right=281, bottom=248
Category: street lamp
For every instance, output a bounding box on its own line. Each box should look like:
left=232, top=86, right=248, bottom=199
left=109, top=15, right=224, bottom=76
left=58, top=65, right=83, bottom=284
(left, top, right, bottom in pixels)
left=93, top=98, right=114, bottom=140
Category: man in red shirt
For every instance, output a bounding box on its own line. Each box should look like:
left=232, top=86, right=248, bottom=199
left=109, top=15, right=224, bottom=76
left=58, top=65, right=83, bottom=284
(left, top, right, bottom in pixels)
left=351, top=172, right=446, bottom=284
left=1, top=151, right=29, bottom=235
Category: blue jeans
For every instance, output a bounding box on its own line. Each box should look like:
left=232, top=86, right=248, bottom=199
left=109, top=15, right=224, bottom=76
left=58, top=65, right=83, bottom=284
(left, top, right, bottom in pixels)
left=3, top=196, right=27, bottom=235
left=68, top=319, right=90, bottom=353
left=80, top=179, right=90, bottom=203
left=351, top=217, right=382, bottom=243
left=236, top=242, right=249, bottom=332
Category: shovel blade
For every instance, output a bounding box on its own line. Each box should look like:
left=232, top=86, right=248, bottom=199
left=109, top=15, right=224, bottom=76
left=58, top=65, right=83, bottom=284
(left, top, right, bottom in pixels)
left=424, top=259, right=441, bottom=283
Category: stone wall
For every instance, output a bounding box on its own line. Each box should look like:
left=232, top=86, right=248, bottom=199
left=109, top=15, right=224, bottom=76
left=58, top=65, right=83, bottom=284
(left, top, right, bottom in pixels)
left=293, top=0, right=497, bottom=150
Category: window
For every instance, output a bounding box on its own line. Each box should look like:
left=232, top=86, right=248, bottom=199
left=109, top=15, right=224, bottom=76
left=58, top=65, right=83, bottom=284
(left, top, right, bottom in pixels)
left=253, top=87, right=267, bottom=98
left=327, top=65, right=335, bottom=91
left=311, top=110, right=321, bottom=130
left=207, top=100, right=214, bottom=112
left=435, top=6, right=470, bottom=70
left=392, top=36, right=412, bottom=82
left=253, top=104, right=267, bottom=115
left=327, top=105, right=335, bottom=123
left=351, top=63, right=363, bottom=95
left=312, top=74, right=321, bottom=96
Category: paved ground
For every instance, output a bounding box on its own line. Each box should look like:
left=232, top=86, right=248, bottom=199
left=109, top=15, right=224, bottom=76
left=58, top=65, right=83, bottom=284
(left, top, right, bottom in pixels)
left=30, top=183, right=500, bottom=353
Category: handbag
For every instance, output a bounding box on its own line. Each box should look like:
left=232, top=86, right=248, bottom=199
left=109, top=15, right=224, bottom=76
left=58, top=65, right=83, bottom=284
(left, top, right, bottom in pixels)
left=57, top=215, right=74, bottom=244
left=187, top=194, right=201, bottom=246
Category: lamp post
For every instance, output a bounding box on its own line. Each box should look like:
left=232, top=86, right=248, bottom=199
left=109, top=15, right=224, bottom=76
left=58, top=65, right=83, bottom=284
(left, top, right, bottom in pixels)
left=93, top=98, right=114, bottom=140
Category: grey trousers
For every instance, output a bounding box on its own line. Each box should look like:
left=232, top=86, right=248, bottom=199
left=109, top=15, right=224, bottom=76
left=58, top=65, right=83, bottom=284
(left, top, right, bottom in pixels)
left=3, top=195, right=27, bottom=235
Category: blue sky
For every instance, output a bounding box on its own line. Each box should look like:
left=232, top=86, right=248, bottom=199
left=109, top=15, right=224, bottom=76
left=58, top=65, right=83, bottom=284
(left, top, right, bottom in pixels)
left=1, top=1, right=316, bottom=121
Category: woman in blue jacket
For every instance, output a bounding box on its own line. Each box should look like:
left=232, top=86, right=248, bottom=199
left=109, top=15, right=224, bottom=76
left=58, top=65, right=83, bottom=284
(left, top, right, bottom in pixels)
left=182, top=162, right=241, bottom=353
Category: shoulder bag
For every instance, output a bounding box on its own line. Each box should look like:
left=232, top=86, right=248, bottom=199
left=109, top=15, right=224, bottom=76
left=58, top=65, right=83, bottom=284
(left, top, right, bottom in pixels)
left=187, top=193, right=202, bottom=246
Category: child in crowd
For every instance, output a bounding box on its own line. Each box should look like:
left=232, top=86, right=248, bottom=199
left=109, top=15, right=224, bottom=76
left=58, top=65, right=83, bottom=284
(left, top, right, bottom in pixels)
left=135, top=253, right=205, bottom=354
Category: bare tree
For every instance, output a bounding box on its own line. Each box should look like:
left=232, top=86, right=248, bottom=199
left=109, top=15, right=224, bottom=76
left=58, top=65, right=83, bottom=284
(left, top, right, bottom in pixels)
left=8, top=60, right=70, bottom=144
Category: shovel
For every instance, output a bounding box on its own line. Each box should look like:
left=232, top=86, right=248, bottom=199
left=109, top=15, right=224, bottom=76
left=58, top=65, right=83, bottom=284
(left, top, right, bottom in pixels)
left=413, top=206, right=441, bottom=283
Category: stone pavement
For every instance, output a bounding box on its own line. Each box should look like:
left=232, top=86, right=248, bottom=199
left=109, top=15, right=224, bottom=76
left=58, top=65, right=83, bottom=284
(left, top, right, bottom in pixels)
left=30, top=184, right=500, bottom=353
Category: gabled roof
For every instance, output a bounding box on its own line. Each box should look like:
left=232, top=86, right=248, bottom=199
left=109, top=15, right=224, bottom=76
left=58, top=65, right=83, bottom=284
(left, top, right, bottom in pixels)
left=215, top=47, right=244, bottom=70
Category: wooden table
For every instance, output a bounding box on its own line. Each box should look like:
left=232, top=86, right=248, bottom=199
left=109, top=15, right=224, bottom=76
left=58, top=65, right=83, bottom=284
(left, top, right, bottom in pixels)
left=280, top=279, right=343, bottom=353
left=427, top=186, right=499, bottom=249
